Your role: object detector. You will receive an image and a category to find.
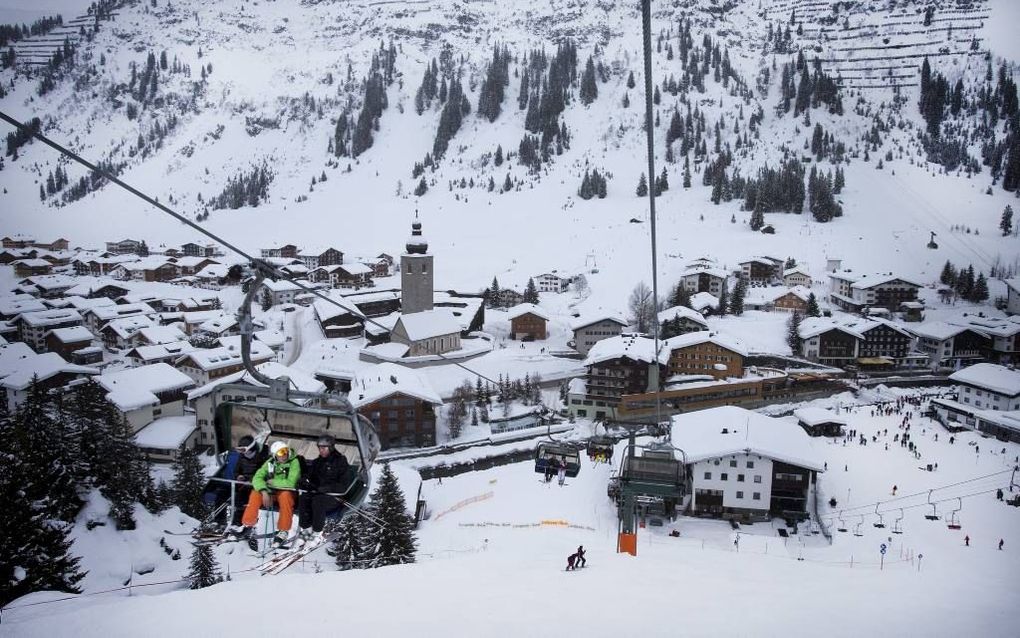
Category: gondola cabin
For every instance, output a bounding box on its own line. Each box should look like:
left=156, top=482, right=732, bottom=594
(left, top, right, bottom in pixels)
left=205, top=389, right=380, bottom=520
left=586, top=435, right=615, bottom=461
left=534, top=441, right=581, bottom=478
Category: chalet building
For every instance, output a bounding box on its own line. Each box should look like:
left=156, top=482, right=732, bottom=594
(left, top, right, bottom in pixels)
left=72, top=255, right=136, bottom=277
left=349, top=363, right=442, bottom=449
left=1007, top=279, right=1020, bottom=315
left=125, top=341, right=194, bottom=367
left=907, top=322, right=990, bottom=368
left=496, top=288, right=524, bottom=309
left=2, top=236, right=35, bottom=249
left=175, top=310, right=229, bottom=336
left=391, top=310, right=462, bottom=357
left=195, top=314, right=239, bottom=339
left=663, top=332, right=746, bottom=380
left=828, top=271, right=922, bottom=312
left=44, top=326, right=94, bottom=360
left=180, top=242, right=219, bottom=257
left=105, top=239, right=144, bottom=255
left=98, top=363, right=195, bottom=433
left=1, top=351, right=99, bottom=411
left=174, top=342, right=274, bottom=386
left=689, top=292, right=720, bottom=315
left=260, top=244, right=299, bottom=259
left=194, top=264, right=231, bottom=288
left=101, top=315, right=156, bottom=350
left=842, top=318, right=914, bottom=365
left=17, top=308, right=84, bottom=352
left=353, top=255, right=390, bottom=278
left=951, top=316, right=1020, bottom=364
left=132, top=416, right=200, bottom=462
left=298, top=246, right=344, bottom=270
left=508, top=303, right=549, bottom=341
left=794, top=407, right=846, bottom=437
left=113, top=258, right=180, bottom=283
left=571, top=315, right=628, bottom=356
left=18, top=274, right=77, bottom=299
left=83, top=302, right=156, bottom=334
left=259, top=279, right=304, bottom=307
left=783, top=266, right=812, bottom=287
left=434, top=291, right=486, bottom=335
left=13, top=259, right=53, bottom=278
left=314, top=263, right=373, bottom=289
left=0, top=248, right=33, bottom=264
left=738, top=257, right=780, bottom=284
left=679, top=267, right=727, bottom=296
left=773, top=288, right=811, bottom=313
left=932, top=364, right=1020, bottom=442
left=187, top=362, right=325, bottom=447
left=658, top=306, right=708, bottom=335
left=672, top=406, right=823, bottom=522
left=571, top=334, right=669, bottom=420
left=35, top=238, right=69, bottom=251
left=172, top=256, right=219, bottom=276
left=313, top=294, right=365, bottom=339
left=0, top=297, right=46, bottom=321
left=534, top=272, right=570, bottom=293
left=83, top=282, right=131, bottom=300
left=798, top=319, right=863, bottom=367
left=279, top=263, right=311, bottom=279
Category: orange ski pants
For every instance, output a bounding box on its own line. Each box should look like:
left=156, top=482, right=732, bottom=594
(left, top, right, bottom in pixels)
left=241, top=490, right=295, bottom=532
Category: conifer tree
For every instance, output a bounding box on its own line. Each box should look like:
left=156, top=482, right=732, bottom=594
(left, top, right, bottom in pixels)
left=487, top=277, right=500, bottom=308
left=364, top=464, right=417, bottom=568
left=186, top=541, right=222, bottom=589
left=786, top=311, right=803, bottom=354
left=939, top=260, right=957, bottom=286
left=972, top=272, right=989, bottom=302
left=332, top=513, right=370, bottom=570
left=170, top=445, right=207, bottom=520
left=579, top=56, right=598, bottom=105
left=1001, top=205, right=1014, bottom=236
left=806, top=292, right=820, bottom=317
left=716, top=281, right=729, bottom=316
left=636, top=172, right=648, bottom=197
left=683, top=156, right=691, bottom=188
left=669, top=282, right=692, bottom=309
left=627, top=70, right=635, bottom=89
left=730, top=278, right=746, bottom=316
left=524, top=278, right=539, bottom=304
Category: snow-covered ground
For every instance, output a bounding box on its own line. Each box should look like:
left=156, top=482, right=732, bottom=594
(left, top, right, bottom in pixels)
left=4, top=393, right=1019, bottom=636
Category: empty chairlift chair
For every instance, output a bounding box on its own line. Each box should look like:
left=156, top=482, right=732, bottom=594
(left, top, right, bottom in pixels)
left=946, top=498, right=962, bottom=530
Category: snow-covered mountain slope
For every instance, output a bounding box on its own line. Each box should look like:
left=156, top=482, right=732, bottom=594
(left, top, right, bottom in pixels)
left=1, top=0, right=1018, bottom=301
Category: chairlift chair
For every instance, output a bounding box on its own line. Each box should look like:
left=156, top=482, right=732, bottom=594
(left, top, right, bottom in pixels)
left=853, top=514, right=865, bottom=537
left=535, top=441, right=581, bottom=478
left=891, top=508, right=904, bottom=534
left=837, top=510, right=848, bottom=533
left=924, top=489, right=940, bottom=520
left=946, top=497, right=962, bottom=530
left=873, top=503, right=886, bottom=529
left=892, top=508, right=904, bottom=534
left=586, top=435, right=616, bottom=463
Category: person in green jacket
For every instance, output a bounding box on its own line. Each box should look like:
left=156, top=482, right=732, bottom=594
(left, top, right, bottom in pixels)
left=236, top=441, right=301, bottom=546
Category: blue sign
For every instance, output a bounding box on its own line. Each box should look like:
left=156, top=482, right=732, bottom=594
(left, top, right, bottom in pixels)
left=880, top=544, right=887, bottom=555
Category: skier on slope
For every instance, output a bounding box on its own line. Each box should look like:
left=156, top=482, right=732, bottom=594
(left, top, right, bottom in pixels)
left=566, top=552, right=578, bottom=571
left=234, top=441, right=301, bottom=547
left=557, top=458, right=568, bottom=486
left=297, top=434, right=350, bottom=544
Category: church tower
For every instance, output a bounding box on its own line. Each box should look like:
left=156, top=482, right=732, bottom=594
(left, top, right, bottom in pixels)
left=400, top=214, right=434, bottom=314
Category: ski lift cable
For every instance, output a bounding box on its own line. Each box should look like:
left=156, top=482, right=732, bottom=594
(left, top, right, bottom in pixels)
left=819, top=469, right=1012, bottom=517
left=819, top=486, right=1003, bottom=524
left=640, top=0, right=665, bottom=438
left=0, top=110, right=501, bottom=387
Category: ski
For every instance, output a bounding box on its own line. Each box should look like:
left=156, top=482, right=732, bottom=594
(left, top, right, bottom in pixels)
left=163, top=528, right=225, bottom=538
left=258, top=533, right=338, bottom=575
left=191, top=531, right=277, bottom=548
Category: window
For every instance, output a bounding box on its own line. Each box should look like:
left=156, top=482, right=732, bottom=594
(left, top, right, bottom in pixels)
left=747, top=461, right=754, bottom=469
left=737, top=474, right=745, bottom=482
left=713, top=459, right=720, bottom=466
left=736, top=491, right=744, bottom=499
left=704, top=472, right=712, bottom=480
left=754, top=475, right=762, bottom=483
left=729, top=460, right=737, bottom=467
left=720, top=473, right=728, bottom=481
left=753, top=492, right=761, bottom=500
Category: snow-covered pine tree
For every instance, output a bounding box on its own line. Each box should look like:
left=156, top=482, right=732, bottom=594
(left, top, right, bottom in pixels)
left=972, top=272, right=989, bottom=302
left=186, top=542, right=222, bottom=589
left=364, top=464, right=417, bottom=568
left=939, top=260, right=957, bottom=286
left=332, top=513, right=370, bottom=570
left=170, top=445, right=208, bottom=520
left=1001, top=205, right=1014, bottom=236
left=786, top=312, right=803, bottom=354
left=487, top=276, right=500, bottom=308
left=579, top=56, right=598, bottom=106
left=730, top=278, right=746, bottom=316
left=524, top=277, right=539, bottom=304
left=806, top=292, right=820, bottom=317
left=636, top=172, right=648, bottom=197
left=716, top=281, right=729, bottom=316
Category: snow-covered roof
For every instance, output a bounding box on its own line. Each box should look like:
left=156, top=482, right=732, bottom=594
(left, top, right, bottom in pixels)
left=338, top=262, right=373, bottom=276
left=584, top=334, right=669, bottom=367
left=47, top=326, right=94, bottom=343
left=507, top=303, right=550, bottom=321
left=0, top=297, right=47, bottom=317
left=262, top=279, right=305, bottom=293
left=798, top=318, right=864, bottom=340
left=783, top=266, right=811, bottom=277
left=349, top=362, right=442, bottom=408
left=137, top=325, right=188, bottom=345
left=0, top=342, right=36, bottom=378
left=19, top=308, right=83, bottom=327
left=18, top=274, right=77, bottom=290
left=187, top=361, right=326, bottom=401
left=13, top=258, right=52, bottom=268
left=197, top=314, right=237, bottom=335
left=395, top=310, right=461, bottom=341
left=313, top=293, right=363, bottom=323
left=99, top=363, right=195, bottom=411
left=133, top=416, right=198, bottom=450
left=671, top=406, right=823, bottom=471
left=663, top=331, right=748, bottom=357
left=849, top=273, right=923, bottom=291
left=103, top=315, right=156, bottom=339
left=64, top=296, right=118, bottom=312
left=0, top=352, right=98, bottom=390
left=1006, top=278, right=1020, bottom=294
left=567, top=377, right=587, bottom=395
left=177, top=342, right=274, bottom=371
left=657, top=305, right=707, bottom=326
left=88, top=302, right=156, bottom=322
left=840, top=317, right=913, bottom=339
left=689, top=292, right=719, bottom=311
left=196, top=263, right=230, bottom=278
left=949, top=316, right=1020, bottom=338
left=363, top=312, right=401, bottom=337
left=949, top=363, right=1020, bottom=397
left=126, top=341, right=194, bottom=363
left=570, top=314, right=627, bottom=331
left=793, top=407, right=847, bottom=427
left=907, top=321, right=986, bottom=341
left=680, top=266, right=729, bottom=280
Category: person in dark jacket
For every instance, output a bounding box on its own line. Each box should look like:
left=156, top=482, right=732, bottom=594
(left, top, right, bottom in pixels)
left=224, top=436, right=267, bottom=527
left=575, top=545, right=586, bottom=568
left=297, top=434, right=351, bottom=542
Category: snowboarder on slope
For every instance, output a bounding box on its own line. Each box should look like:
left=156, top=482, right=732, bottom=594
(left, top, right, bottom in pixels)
left=237, top=441, right=301, bottom=547
left=566, top=553, right=577, bottom=571
left=297, top=434, right=350, bottom=543
left=575, top=545, right=586, bottom=568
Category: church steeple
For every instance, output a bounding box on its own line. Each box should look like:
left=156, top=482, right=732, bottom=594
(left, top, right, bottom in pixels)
left=405, top=210, right=428, bottom=255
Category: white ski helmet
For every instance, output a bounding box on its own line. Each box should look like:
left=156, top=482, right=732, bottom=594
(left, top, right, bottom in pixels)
left=270, top=441, right=290, bottom=460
